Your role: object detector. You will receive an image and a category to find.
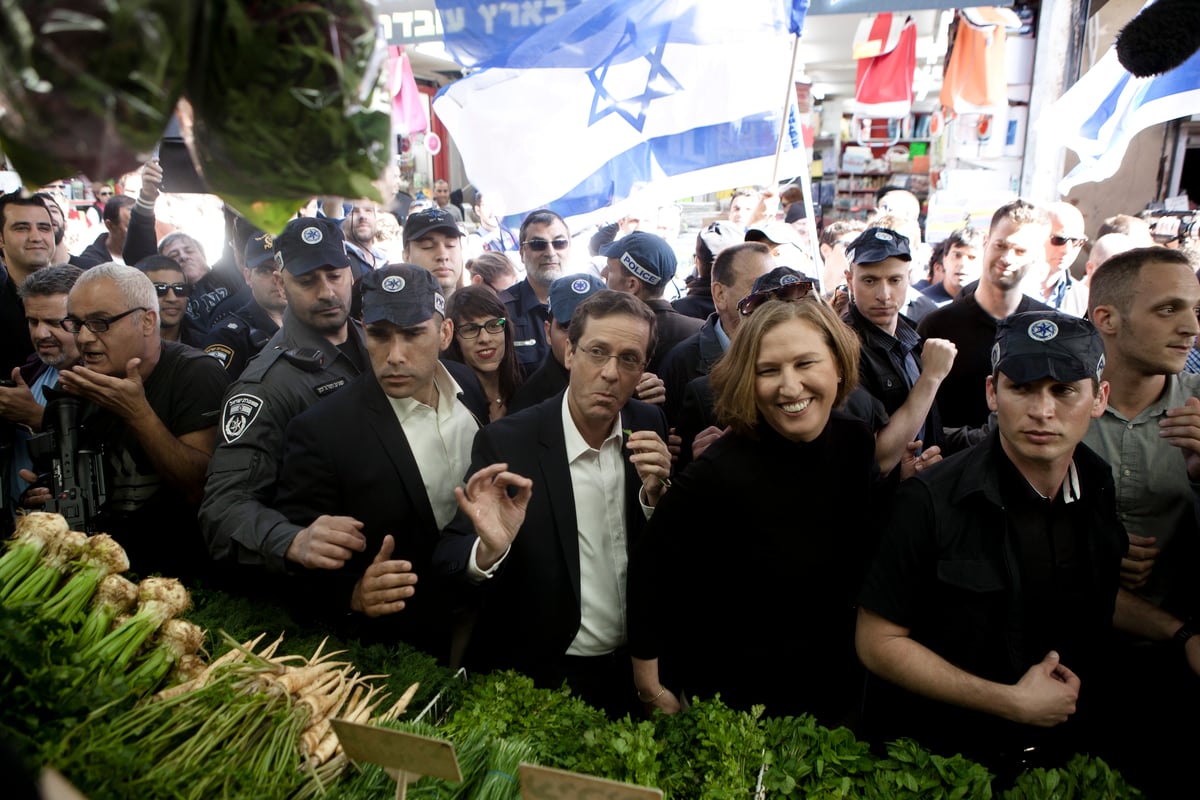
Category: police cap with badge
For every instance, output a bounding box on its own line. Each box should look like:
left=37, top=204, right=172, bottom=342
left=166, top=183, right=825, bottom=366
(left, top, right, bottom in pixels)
left=991, top=311, right=1106, bottom=384
left=274, top=216, right=350, bottom=274
left=361, top=263, right=446, bottom=326
left=547, top=273, right=604, bottom=324
left=845, top=227, right=912, bottom=266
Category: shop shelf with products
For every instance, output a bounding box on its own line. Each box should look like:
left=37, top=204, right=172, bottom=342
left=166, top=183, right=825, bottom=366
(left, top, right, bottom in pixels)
left=828, top=114, right=934, bottom=222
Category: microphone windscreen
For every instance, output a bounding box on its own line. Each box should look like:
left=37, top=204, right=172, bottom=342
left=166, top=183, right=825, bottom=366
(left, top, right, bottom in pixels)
left=1116, top=0, right=1200, bottom=77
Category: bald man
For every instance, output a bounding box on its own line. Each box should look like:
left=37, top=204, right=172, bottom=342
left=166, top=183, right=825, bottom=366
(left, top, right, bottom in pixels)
left=1063, top=233, right=1136, bottom=324
left=1034, top=202, right=1089, bottom=316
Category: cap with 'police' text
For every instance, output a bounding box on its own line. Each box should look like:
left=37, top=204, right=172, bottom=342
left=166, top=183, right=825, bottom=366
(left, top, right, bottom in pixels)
left=361, top=264, right=446, bottom=328
left=273, top=217, right=349, bottom=275
left=601, top=231, right=677, bottom=286
left=992, top=311, right=1106, bottom=385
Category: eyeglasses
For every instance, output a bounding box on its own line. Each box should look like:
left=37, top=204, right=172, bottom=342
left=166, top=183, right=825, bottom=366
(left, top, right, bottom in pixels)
left=737, top=280, right=816, bottom=316
left=522, top=238, right=570, bottom=252
left=152, top=282, right=190, bottom=297
left=62, top=307, right=147, bottom=334
left=1049, top=234, right=1087, bottom=247
left=97, top=190, right=113, bottom=198
left=457, top=317, right=506, bottom=338
left=578, top=345, right=645, bottom=373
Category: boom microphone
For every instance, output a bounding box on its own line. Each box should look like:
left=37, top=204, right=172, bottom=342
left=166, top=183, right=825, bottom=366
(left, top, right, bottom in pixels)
left=1116, top=0, right=1200, bottom=78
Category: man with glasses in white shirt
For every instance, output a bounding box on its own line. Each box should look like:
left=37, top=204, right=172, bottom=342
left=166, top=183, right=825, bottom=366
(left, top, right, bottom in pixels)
left=500, top=209, right=572, bottom=379
left=437, top=290, right=672, bottom=717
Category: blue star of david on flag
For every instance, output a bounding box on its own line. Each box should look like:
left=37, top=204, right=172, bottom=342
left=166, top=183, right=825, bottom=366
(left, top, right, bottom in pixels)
left=1028, top=320, right=1059, bottom=341
left=587, top=20, right=684, bottom=132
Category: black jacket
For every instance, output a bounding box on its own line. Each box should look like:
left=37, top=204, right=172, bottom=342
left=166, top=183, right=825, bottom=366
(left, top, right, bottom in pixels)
left=435, top=393, right=668, bottom=673
left=644, top=297, right=703, bottom=375
left=658, top=312, right=724, bottom=426
left=858, top=431, right=1126, bottom=765
left=846, top=303, right=944, bottom=450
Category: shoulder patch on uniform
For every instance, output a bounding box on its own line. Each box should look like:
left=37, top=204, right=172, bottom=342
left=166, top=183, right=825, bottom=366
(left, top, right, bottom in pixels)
left=314, top=378, right=346, bottom=397
left=222, top=393, right=264, bottom=443
left=205, top=344, right=234, bottom=368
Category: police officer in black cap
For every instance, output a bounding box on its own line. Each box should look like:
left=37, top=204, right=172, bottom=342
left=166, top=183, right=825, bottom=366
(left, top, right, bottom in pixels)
left=201, top=231, right=288, bottom=380
left=200, top=216, right=369, bottom=571
left=272, top=265, right=488, bottom=657
left=857, top=311, right=1200, bottom=780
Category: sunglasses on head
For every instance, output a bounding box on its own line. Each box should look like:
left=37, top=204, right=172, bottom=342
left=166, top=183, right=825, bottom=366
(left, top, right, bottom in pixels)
left=152, top=282, right=190, bottom=297
left=522, top=238, right=570, bottom=252
left=1049, top=234, right=1086, bottom=247
left=737, top=280, right=816, bottom=316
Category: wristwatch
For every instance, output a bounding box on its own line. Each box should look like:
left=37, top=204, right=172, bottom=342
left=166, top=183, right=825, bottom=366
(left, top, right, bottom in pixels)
left=1172, top=619, right=1195, bottom=650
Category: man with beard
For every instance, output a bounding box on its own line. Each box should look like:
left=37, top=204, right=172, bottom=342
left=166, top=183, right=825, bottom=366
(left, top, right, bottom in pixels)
left=344, top=200, right=388, bottom=275
left=500, top=209, right=571, bottom=379
left=136, top=255, right=206, bottom=348
left=202, top=232, right=287, bottom=379
left=1, top=265, right=82, bottom=526
left=918, top=200, right=1053, bottom=428
left=1, top=193, right=56, bottom=374
left=200, top=217, right=370, bottom=573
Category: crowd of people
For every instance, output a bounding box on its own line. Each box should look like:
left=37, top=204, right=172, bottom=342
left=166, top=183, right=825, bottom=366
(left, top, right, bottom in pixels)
left=2, top=161, right=1199, bottom=796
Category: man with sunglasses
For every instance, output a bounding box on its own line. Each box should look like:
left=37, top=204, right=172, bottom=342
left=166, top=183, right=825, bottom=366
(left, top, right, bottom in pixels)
left=200, top=217, right=369, bottom=575
left=135, top=255, right=206, bottom=348
left=201, top=232, right=286, bottom=380
left=501, top=209, right=572, bottom=379
left=843, top=227, right=957, bottom=462
left=49, top=263, right=229, bottom=577
left=1032, top=202, right=1089, bottom=317
left=403, top=207, right=465, bottom=300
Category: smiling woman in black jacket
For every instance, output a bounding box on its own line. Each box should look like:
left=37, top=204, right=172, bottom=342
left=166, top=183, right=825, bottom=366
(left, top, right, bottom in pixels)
left=628, top=297, right=884, bottom=727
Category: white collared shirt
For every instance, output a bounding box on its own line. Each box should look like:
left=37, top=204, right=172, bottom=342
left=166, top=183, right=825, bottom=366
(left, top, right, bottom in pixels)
left=385, top=363, right=477, bottom=529
left=560, top=394, right=629, bottom=656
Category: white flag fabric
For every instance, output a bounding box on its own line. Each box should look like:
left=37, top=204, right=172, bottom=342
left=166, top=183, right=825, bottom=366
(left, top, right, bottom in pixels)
left=1040, top=40, right=1200, bottom=195
left=432, top=0, right=808, bottom=228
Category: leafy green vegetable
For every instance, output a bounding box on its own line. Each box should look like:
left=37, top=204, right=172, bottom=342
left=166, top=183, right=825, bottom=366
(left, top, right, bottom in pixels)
left=185, top=0, right=390, bottom=232
left=0, top=1, right=196, bottom=185
left=1001, top=754, right=1142, bottom=800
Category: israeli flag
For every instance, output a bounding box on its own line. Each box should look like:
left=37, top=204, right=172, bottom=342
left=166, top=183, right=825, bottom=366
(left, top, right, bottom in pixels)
left=433, top=0, right=810, bottom=228
left=1041, top=40, right=1200, bottom=195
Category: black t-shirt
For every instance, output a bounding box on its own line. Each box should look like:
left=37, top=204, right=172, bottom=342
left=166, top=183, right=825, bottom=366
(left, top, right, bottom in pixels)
left=85, top=340, right=230, bottom=578
left=917, top=291, right=1050, bottom=428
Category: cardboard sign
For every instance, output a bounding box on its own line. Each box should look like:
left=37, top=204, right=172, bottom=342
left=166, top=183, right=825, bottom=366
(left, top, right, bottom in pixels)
left=331, top=718, right=462, bottom=783
left=519, top=763, right=663, bottom=800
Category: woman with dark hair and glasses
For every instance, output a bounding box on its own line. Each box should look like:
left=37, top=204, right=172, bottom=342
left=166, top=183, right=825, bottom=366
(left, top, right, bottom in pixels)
left=628, top=297, right=887, bottom=727
left=444, top=286, right=521, bottom=422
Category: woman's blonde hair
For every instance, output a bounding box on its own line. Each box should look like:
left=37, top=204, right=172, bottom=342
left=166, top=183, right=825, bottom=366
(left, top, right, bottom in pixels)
left=711, top=299, right=860, bottom=438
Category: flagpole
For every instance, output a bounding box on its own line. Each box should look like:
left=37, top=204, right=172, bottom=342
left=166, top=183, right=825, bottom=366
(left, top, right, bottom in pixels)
left=770, top=33, right=823, bottom=279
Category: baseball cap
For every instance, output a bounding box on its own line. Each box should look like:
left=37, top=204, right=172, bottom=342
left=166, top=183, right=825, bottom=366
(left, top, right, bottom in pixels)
left=738, top=266, right=817, bottom=316
left=600, top=231, right=677, bottom=286
left=403, top=207, right=464, bottom=245
left=548, top=273, right=604, bottom=323
left=361, top=264, right=446, bottom=328
left=696, top=220, right=743, bottom=263
left=845, top=227, right=912, bottom=266
left=991, top=311, right=1106, bottom=385
left=243, top=231, right=277, bottom=271
left=745, top=221, right=802, bottom=249
left=273, top=217, right=349, bottom=275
